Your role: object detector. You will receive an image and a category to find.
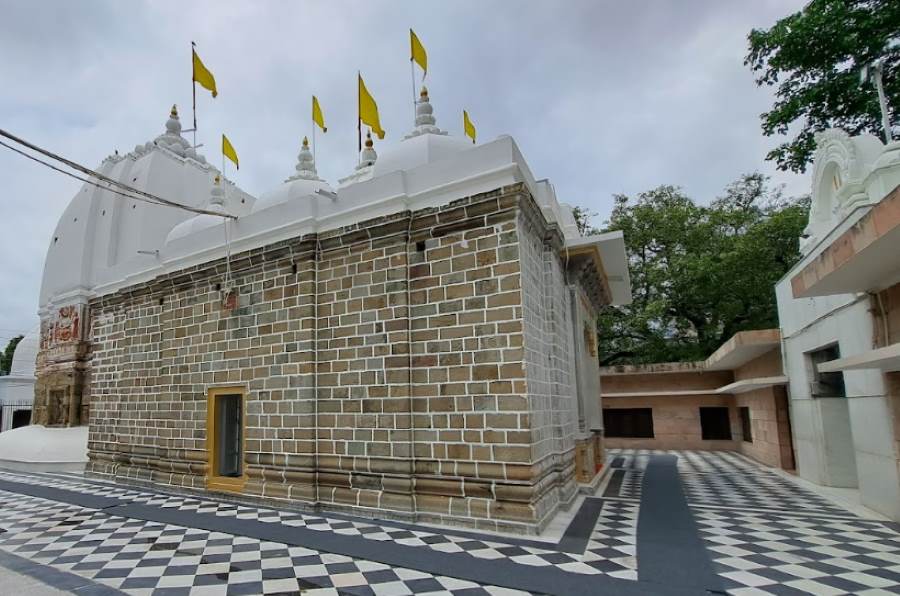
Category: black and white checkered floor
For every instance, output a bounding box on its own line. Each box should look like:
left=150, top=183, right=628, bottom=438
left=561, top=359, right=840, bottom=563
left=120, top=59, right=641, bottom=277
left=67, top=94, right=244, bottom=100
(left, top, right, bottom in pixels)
left=1, top=451, right=898, bottom=595
left=0, top=468, right=637, bottom=595
left=607, top=449, right=900, bottom=595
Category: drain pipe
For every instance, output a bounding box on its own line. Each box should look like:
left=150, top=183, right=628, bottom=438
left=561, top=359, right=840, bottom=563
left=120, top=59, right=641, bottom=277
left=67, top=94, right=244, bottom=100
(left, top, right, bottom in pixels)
left=405, top=211, right=418, bottom=521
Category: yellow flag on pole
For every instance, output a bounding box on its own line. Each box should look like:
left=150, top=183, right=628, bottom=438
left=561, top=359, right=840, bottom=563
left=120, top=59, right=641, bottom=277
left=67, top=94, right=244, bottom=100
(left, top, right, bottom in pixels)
left=410, top=29, right=427, bottom=77
left=463, top=110, right=476, bottom=144
left=358, top=74, right=385, bottom=139
left=222, top=134, right=239, bottom=169
left=192, top=46, right=218, bottom=98
left=312, top=96, right=327, bottom=132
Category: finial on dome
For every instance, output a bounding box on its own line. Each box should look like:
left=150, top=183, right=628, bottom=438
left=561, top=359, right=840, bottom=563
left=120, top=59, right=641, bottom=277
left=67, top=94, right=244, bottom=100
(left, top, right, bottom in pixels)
left=209, top=173, right=226, bottom=208
left=286, top=135, right=322, bottom=182
left=357, top=130, right=377, bottom=169
left=163, top=103, right=183, bottom=137
left=405, top=85, right=446, bottom=139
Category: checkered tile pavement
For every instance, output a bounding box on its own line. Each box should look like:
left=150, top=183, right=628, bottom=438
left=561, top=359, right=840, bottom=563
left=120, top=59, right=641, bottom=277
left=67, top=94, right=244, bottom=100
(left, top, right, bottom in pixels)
left=608, top=449, right=900, bottom=595
left=697, top=508, right=900, bottom=595
left=0, top=468, right=643, bottom=594
left=0, top=489, right=529, bottom=595
left=0, top=469, right=639, bottom=578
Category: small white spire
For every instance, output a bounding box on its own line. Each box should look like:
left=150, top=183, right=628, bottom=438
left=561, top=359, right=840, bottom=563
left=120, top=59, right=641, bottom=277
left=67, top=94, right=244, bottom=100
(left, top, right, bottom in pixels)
left=357, top=130, right=378, bottom=169
left=209, top=174, right=226, bottom=211
left=154, top=104, right=193, bottom=158
left=404, top=86, right=447, bottom=139
left=165, top=104, right=182, bottom=135
left=286, top=136, right=323, bottom=182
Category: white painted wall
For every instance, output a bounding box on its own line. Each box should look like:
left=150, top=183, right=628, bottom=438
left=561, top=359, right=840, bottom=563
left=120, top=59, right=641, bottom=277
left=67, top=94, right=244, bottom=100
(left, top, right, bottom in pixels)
left=776, top=130, right=900, bottom=521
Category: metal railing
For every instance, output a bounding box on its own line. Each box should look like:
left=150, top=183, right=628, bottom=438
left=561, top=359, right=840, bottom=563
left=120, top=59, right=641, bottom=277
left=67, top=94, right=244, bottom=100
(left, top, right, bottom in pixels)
left=0, top=402, right=33, bottom=432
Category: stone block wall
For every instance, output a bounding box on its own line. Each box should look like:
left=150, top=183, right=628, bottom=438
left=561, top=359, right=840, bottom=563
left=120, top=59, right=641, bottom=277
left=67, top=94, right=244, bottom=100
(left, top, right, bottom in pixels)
left=84, top=183, right=593, bottom=533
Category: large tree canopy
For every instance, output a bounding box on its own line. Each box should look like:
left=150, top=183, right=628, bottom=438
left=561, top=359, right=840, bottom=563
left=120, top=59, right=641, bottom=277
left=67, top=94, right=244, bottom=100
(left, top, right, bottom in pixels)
left=597, top=174, right=809, bottom=365
left=746, top=0, right=900, bottom=173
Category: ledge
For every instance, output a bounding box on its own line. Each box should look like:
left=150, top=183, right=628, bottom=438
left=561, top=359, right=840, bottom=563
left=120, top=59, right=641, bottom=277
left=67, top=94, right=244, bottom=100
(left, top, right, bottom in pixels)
left=602, top=390, right=721, bottom=398
left=817, top=342, right=900, bottom=373
left=714, top=376, right=789, bottom=394
left=792, top=184, right=900, bottom=298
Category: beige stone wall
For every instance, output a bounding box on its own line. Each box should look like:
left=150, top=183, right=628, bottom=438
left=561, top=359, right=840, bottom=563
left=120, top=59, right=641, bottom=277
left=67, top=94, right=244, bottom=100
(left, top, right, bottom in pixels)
left=732, top=348, right=793, bottom=469
left=84, top=184, right=597, bottom=534
left=603, top=393, right=739, bottom=451
left=600, top=346, right=795, bottom=469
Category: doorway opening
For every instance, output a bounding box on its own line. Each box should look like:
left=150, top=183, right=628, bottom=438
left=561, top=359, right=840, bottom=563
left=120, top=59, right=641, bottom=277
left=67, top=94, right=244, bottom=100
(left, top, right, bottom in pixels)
left=207, top=387, right=246, bottom=491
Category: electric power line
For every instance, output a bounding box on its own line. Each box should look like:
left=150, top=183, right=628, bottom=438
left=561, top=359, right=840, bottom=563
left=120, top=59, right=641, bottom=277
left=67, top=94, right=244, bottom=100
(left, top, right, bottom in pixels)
left=0, top=128, right=236, bottom=219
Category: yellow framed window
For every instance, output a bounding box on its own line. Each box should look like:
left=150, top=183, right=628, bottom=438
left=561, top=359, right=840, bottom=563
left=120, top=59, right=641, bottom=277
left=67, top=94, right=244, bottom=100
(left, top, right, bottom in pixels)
left=206, top=386, right=247, bottom=492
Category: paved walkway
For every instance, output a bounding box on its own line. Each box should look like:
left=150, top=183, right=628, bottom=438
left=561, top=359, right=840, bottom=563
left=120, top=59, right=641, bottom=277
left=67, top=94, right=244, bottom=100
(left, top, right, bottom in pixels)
left=0, top=451, right=897, bottom=595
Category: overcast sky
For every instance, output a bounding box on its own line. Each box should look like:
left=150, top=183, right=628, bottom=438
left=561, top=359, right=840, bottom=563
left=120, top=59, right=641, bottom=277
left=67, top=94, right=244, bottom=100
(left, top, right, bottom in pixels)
left=0, top=0, right=808, bottom=344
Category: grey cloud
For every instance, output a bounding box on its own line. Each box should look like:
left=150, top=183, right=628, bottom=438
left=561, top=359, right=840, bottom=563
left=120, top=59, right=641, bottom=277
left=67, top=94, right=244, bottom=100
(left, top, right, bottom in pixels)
left=0, top=0, right=807, bottom=339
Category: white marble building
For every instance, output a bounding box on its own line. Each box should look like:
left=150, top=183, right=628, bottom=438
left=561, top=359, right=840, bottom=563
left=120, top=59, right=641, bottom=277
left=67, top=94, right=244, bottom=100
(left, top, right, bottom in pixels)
left=776, top=130, right=900, bottom=521
left=0, top=330, right=38, bottom=432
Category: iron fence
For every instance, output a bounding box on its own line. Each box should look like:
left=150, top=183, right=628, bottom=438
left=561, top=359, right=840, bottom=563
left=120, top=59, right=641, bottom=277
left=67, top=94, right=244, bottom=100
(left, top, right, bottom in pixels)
left=0, top=401, right=33, bottom=432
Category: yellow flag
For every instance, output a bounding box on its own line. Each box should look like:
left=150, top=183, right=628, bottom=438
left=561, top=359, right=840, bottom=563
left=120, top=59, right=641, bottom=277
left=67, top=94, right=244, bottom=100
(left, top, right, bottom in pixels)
left=410, top=29, right=427, bottom=77
left=192, top=46, right=218, bottom=98
left=358, top=74, right=385, bottom=139
left=312, top=96, right=327, bottom=132
left=222, top=134, right=239, bottom=169
left=463, top=110, right=476, bottom=144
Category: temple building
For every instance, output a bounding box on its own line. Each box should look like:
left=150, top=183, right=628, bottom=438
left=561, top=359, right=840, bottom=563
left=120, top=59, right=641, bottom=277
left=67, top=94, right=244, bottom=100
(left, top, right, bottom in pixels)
left=33, top=92, right=631, bottom=533
left=775, top=130, right=900, bottom=522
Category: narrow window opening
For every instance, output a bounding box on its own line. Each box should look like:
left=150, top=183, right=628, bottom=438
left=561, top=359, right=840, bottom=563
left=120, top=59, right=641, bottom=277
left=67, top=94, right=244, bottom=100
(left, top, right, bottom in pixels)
left=739, top=407, right=752, bottom=443
left=807, top=344, right=846, bottom=397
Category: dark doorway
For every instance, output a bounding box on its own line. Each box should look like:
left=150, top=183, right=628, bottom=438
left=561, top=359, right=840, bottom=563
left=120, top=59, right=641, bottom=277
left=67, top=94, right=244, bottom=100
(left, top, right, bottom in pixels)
left=11, top=409, right=30, bottom=429
left=215, top=394, right=243, bottom=478
left=604, top=408, right=654, bottom=438
left=739, top=407, right=752, bottom=443
left=699, top=407, right=732, bottom=440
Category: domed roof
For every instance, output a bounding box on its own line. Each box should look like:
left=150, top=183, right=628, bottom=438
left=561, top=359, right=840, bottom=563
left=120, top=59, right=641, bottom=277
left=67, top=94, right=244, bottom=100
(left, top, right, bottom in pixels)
left=373, top=87, right=472, bottom=177
left=253, top=137, right=333, bottom=213
left=9, top=330, right=39, bottom=378
left=374, top=133, right=472, bottom=177
left=165, top=175, right=228, bottom=245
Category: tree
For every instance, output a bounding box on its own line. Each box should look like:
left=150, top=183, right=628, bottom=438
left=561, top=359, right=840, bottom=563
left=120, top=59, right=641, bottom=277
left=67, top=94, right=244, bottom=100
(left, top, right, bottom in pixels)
left=571, top=205, right=600, bottom=236
left=0, top=335, right=24, bottom=376
left=596, top=174, right=809, bottom=365
left=746, top=0, right=900, bottom=173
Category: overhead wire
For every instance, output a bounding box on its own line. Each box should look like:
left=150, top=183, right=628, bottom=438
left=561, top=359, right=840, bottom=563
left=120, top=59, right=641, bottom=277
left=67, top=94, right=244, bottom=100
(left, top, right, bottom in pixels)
left=0, top=128, right=237, bottom=219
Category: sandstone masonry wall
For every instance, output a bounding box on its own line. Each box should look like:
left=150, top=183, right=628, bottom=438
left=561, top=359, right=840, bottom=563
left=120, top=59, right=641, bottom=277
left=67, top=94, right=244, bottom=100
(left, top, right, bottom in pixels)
left=83, top=183, right=596, bottom=533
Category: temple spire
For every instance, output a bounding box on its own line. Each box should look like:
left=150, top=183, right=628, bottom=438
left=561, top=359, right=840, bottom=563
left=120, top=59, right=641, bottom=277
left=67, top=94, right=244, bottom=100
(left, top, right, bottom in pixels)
left=404, top=86, right=447, bottom=139
left=357, top=130, right=378, bottom=169
left=287, top=136, right=323, bottom=182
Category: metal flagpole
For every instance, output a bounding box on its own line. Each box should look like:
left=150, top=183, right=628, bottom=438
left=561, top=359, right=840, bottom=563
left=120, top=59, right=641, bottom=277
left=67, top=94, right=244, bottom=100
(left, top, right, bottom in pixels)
left=191, top=42, right=198, bottom=149
left=357, top=72, right=362, bottom=165
left=313, top=124, right=316, bottom=164
left=410, top=58, right=417, bottom=126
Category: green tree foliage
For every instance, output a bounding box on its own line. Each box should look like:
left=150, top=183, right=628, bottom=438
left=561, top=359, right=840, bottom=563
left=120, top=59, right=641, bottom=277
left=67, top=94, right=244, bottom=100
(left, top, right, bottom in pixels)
left=746, top=0, right=900, bottom=173
left=0, top=335, right=24, bottom=376
left=597, top=174, right=809, bottom=365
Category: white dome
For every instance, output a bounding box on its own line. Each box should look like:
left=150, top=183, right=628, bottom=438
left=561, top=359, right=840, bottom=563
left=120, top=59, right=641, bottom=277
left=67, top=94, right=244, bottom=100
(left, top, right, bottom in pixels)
left=9, top=330, right=39, bottom=377
left=165, top=213, right=225, bottom=245
left=252, top=177, right=332, bottom=214
left=374, top=133, right=473, bottom=177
